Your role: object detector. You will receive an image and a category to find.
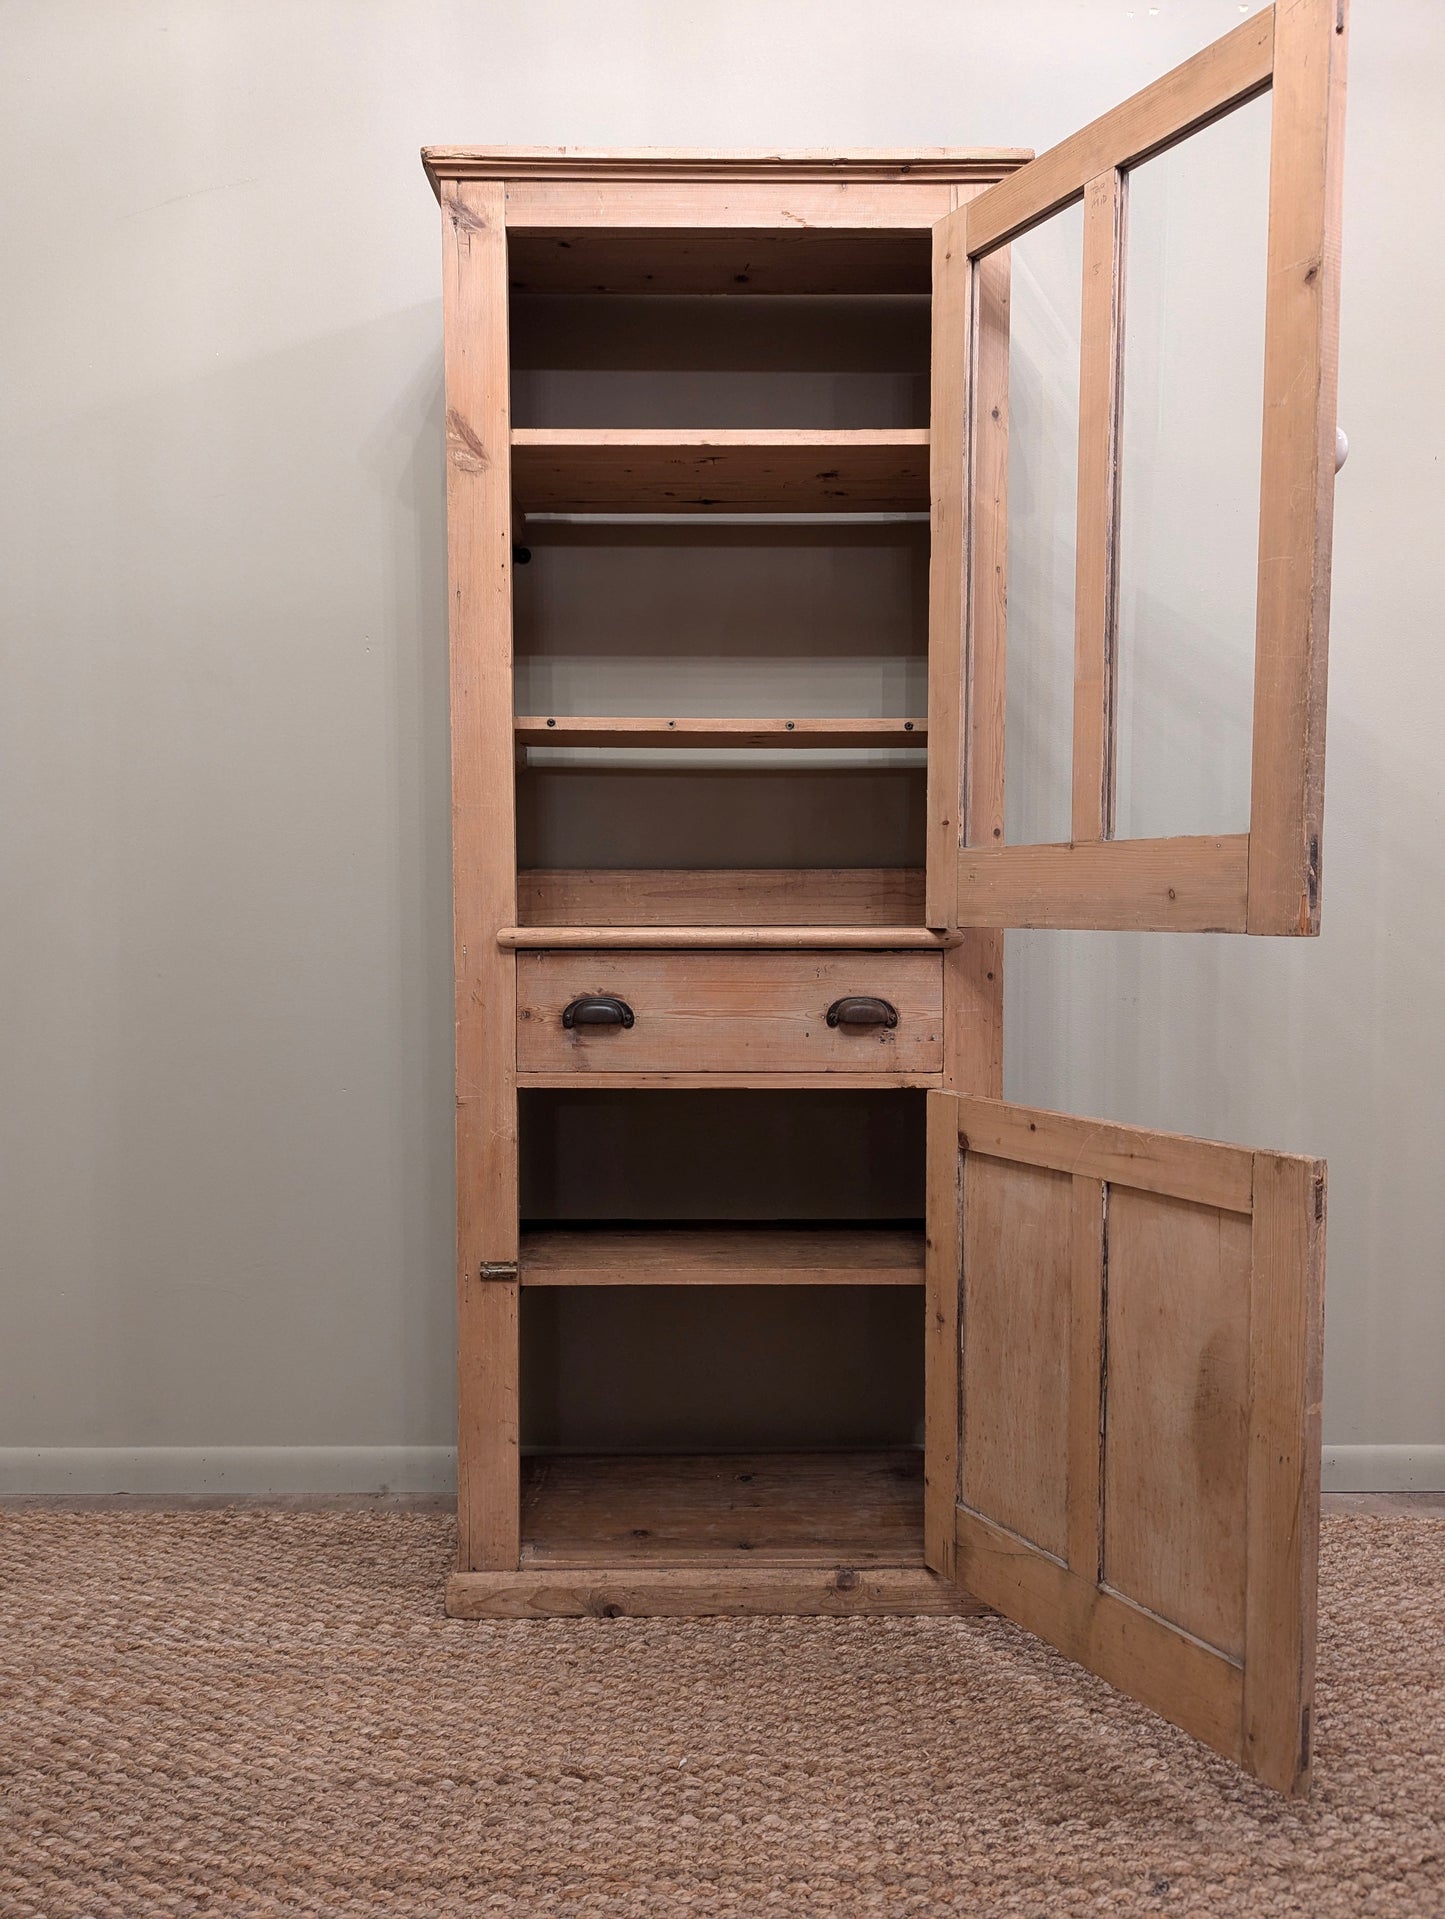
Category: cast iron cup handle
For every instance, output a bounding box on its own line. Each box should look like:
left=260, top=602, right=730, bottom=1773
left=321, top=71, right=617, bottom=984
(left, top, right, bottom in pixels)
left=561, top=995, right=635, bottom=1030
left=826, top=996, right=898, bottom=1030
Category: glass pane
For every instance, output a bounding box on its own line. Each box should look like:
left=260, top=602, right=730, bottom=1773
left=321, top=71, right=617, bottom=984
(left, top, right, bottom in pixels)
left=1114, top=93, right=1272, bottom=840
left=1003, top=204, right=1083, bottom=846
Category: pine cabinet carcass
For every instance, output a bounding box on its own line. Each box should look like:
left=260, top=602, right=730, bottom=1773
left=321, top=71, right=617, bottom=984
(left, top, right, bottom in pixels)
left=424, top=0, right=1347, bottom=1797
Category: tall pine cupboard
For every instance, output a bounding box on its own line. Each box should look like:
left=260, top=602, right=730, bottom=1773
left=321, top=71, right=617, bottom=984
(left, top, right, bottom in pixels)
left=423, top=0, right=1348, bottom=1797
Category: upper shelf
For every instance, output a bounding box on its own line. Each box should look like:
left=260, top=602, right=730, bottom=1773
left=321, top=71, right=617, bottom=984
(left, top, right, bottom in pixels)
left=516, top=716, right=926, bottom=750
left=511, top=428, right=930, bottom=513
left=508, top=229, right=934, bottom=296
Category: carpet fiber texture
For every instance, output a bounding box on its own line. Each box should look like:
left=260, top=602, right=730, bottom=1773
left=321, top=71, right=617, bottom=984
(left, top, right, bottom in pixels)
left=1, top=1510, right=1441, bottom=1917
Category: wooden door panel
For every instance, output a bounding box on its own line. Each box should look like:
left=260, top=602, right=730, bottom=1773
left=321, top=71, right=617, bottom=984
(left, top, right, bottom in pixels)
left=929, top=2, right=1348, bottom=936
left=960, top=1157, right=1071, bottom=1559
left=1102, top=1188, right=1252, bottom=1659
left=931, top=1092, right=1324, bottom=1795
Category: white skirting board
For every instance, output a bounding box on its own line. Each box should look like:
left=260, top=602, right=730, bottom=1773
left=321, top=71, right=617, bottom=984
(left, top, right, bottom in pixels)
left=0, top=1447, right=457, bottom=1497
left=0, top=1445, right=1441, bottom=1497
left=1321, top=1446, right=1445, bottom=1494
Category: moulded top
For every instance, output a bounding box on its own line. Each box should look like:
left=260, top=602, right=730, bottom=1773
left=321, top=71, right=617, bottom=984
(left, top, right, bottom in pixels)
left=420, top=144, right=1033, bottom=197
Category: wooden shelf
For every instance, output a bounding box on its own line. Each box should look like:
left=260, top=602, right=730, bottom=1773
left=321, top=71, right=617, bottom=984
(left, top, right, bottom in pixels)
left=510, top=428, right=930, bottom=512
left=507, top=228, right=934, bottom=297
left=519, top=1224, right=925, bottom=1288
left=519, top=866, right=925, bottom=928
left=517, top=1072, right=941, bottom=1090
left=501, top=926, right=950, bottom=950
left=516, top=715, right=926, bottom=750
left=519, top=1449, right=925, bottom=1568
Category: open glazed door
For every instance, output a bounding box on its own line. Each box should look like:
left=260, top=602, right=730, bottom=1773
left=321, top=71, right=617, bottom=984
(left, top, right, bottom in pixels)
left=924, top=1091, right=1325, bottom=1795
left=926, top=1, right=1348, bottom=935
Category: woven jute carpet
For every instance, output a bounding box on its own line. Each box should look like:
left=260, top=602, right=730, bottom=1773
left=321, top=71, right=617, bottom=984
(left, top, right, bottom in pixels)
left=1, top=1512, right=1441, bottom=1917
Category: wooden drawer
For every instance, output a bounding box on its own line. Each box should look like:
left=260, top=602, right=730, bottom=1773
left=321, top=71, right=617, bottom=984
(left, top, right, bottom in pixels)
left=516, top=951, right=943, bottom=1078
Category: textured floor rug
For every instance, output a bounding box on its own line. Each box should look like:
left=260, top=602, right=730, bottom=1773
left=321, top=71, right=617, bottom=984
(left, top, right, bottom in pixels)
left=1, top=1510, right=1441, bottom=1917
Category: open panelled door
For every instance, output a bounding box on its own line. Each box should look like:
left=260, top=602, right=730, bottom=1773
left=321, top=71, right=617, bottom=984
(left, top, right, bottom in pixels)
left=921, top=2, right=1343, bottom=1796
left=926, top=0, right=1348, bottom=935
left=925, top=1093, right=1326, bottom=1796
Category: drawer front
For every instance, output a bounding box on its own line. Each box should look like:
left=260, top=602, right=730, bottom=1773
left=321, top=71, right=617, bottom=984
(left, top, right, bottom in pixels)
left=516, top=951, right=943, bottom=1077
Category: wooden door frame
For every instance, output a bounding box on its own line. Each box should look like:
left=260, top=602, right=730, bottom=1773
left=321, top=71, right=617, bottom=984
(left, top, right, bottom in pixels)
left=435, top=146, right=1032, bottom=1587
left=942, top=0, right=1348, bottom=936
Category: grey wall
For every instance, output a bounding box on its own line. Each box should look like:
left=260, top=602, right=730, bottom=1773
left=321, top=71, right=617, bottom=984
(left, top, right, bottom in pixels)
left=2, top=0, right=1441, bottom=1492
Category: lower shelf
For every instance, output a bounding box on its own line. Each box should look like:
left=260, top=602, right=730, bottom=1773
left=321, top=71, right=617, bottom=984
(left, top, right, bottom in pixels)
left=519, top=1448, right=925, bottom=1568
left=446, top=1563, right=977, bottom=1619
left=447, top=1452, right=984, bottom=1620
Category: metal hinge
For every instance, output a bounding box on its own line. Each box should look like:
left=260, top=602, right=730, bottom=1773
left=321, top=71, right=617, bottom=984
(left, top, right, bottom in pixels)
left=478, top=1261, right=519, bottom=1282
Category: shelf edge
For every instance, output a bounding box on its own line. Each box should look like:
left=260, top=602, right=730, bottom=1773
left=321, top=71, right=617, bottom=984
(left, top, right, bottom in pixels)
left=500, top=926, right=954, bottom=950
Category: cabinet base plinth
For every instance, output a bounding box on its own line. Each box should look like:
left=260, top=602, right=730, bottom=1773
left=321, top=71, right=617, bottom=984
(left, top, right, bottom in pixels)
left=445, top=1565, right=985, bottom=1618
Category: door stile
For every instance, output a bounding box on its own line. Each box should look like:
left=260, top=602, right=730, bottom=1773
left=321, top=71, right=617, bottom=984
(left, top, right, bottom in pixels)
left=1070, top=170, right=1126, bottom=845
left=1243, top=1151, right=1327, bottom=1793
left=938, top=244, right=1013, bottom=1098
left=929, top=180, right=1008, bottom=1557
left=929, top=196, right=1006, bottom=1594
left=962, top=249, right=1010, bottom=859
left=923, top=1092, right=962, bottom=1579
left=1066, top=1174, right=1106, bottom=1580
left=1246, top=0, right=1349, bottom=934
left=925, top=202, right=971, bottom=933
left=442, top=177, right=522, bottom=1573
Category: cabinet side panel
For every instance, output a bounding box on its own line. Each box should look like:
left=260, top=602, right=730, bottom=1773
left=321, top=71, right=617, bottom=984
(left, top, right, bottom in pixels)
left=442, top=179, right=520, bottom=1571
left=943, top=934, right=1003, bottom=1096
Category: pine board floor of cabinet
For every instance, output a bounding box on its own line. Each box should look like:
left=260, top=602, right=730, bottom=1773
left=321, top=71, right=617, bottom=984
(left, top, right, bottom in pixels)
left=518, top=1449, right=926, bottom=1567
